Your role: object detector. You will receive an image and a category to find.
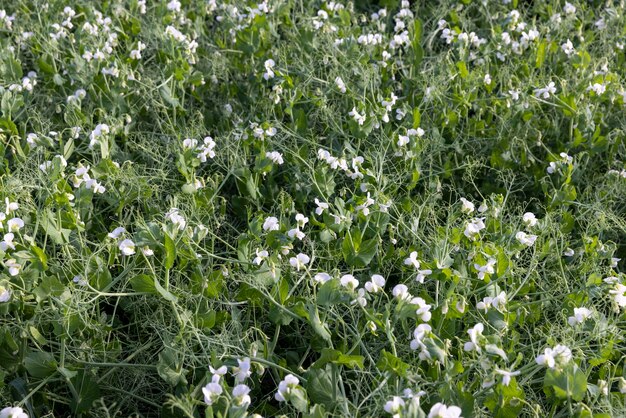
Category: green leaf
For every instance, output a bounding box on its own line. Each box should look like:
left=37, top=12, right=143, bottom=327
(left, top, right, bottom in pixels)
left=342, top=232, right=378, bottom=268
left=376, top=350, right=410, bottom=377
left=69, top=369, right=102, bottom=414
left=154, top=276, right=178, bottom=303
left=317, top=279, right=349, bottom=307
left=544, top=365, right=587, bottom=402
left=159, top=85, right=180, bottom=108
left=313, top=348, right=364, bottom=369
left=308, top=304, right=331, bottom=343
left=129, top=275, right=158, bottom=294
left=305, top=365, right=344, bottom=409
left=456, top=61, right=469, bottom=79
left=157, top=347, right=188, bottom=386
left=24, top=351, right=57, bottom=378
left=164, top=233, right=176, bottom=269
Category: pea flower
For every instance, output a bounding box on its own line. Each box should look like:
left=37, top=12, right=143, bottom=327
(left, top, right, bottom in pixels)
left=0, top=233, right=15, bottom=251
left=567, top=307, right=592, bottom=326
left=118, top=239, right=136, bottom=256
left=392, top=284, right=411, bottom=300
left=289, top=253, right=310, bottom=271
left=275, top=374, right=299, bottom=402
left=411, top=297, right=432, bottom=321
left=233, top=357, right=252, bottom=382
left=459, top=198, right=475, bottom=214
left=474, top=258, right=496, bottom=280
left=266, top=151, right=284, bottom=165
left=0, top=285, right=10, bottom=302
left=536, top=344, right=572, bottom=369
left=349, top=107, right=366, bottom=125
left=477, top=292, right=507, bottom=312
left=262, top=216, right=280, bottom=232
left=232, top=384, right=251, bottom=407
left=108, top=226, right=126, bottom=239
left=314, top=198, right=329, bottom=215
left=516, top=231, right=537, bottom=246
left=534, top=82, right=556, bottom=98
left=335, top=76, right=346, bottom=93
left=522, top=212, right=538, bottom=227
left=365, top=274, right=385, bottom=293
left=609, top=284, right=626, bottom=308
left=464, top=323, right=484, bottom=353
left=252, top=249, right=269, bottom=265
left=7, top=218, right=24, bottom=232
left=428, top=402, right=463, bottom=418
left=202, top=382, right=223, bottom=405
left=561, top=39, right=574, bottom=56
left=313, top=272, right=332, bottom=284
left=464, top=218, right=486, bottom=239
left=404, top=251, right=420, bottom=269
left=166, top=209, right=186, bottom=230
left=340, top=274, right=359, bottom=290
left=5, top=198, right=18, bottom=214
left=495, top=369, right=521, bottom=386
left=0, top=406, right=28, bottom=418
left=263, top=59, right=275, bottom=80
left=384, top=396, right=405, bottom=417
left=5, top=259, right=20, bottom=276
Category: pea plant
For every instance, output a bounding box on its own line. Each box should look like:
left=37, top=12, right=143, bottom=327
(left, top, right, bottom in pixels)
left=0, top=0, right=625, bottom=417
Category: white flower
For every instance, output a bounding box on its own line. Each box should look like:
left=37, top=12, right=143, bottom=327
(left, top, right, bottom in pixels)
left=477, top=291, right=507, bottom=312
left=464, top=218, right=486, bottom=239
left=202, top=382, right=223, bottom=405
left=392, top=284, right=411, bottom=300
left=568, top=307, right=592, bottom=326
left=289, top=253, right=310, bottom=271
left=295, top=214, right=309, bottom=228
left=516, top=231, right=538, bottom=246
left=0, top=407, right=28, bottom=418
left=5, top=259, right=20, bottom=276
left=340, top=274, right=359, bottom=290
left=522, top=212, right=538, bottom=227
left=166, top=209, right=186, bottom=230
left=365, top=274, right=385, bottom=293
left=561, top=39, right=575, bottom=56
left=0, top=285, right=10, bottom=302
left=563, top=248, right=575, bottom=257
left=411, top=297, right=432, bottom=321
left=534, top=82, right=557, bottom=98
left=253, top=249, right=269, bottom=265
left=464, top=323, right=484, bottom=353
left=287, top=228, right=305, bottom=240
left=108, top=226, right=126, bottom=239
left=263, top=216, right=280, bottom=231
left=232, top=384, right=251, bottom=407
left=416, top=269, right=432, bottom=284
left=167, top=0, right=181, bottom=12
left=210, top=365, right=228, bottom=378
left=313, top=272, right=332, bottom=284
left=536, top=344, right=572, bottom=369
left=266, top=151, right=284, bottom=165
left=484, top=74, right=491, bottom=85
left=314, top=198, right=329, bottom=215
left=409, top=323, right=431, bottom=351
left=404, top=251, right=420, bottom=269
left=563, top=2, right=576, bottom=14
left=349, top=107, right=366, bottom=125
left=118, top=239, right=136, bottom=256
left=0, top=233, right=15, bottom=251
left=7, top=218, right=24, bottom=232
left=384, top=396, right=405, bottom=415
left=474, top=258, right=496, bottom=280
left=459, top=198, right=475, bottom=214
left=587, top=83, right=606, bottom=95
left=428, top=402, right=463, bottom=418
left=275, top=374, right=299, bottom=402
left=495, top=369, right=521, bottom=386
left=5, top=198, right=18, bottom=214
left=335, top=76, right=346, bottom=93
left=234, top=357, right=252, bottom=383
left=610, top=284, right=626, bottom=308
left=263, top=59, right=275, bottom=80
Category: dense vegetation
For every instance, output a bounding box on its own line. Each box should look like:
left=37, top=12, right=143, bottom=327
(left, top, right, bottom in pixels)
left=1, top=0, right=626, bottom=417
